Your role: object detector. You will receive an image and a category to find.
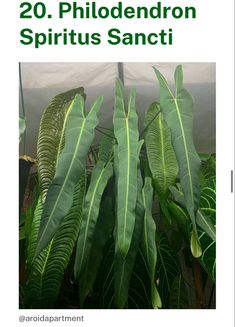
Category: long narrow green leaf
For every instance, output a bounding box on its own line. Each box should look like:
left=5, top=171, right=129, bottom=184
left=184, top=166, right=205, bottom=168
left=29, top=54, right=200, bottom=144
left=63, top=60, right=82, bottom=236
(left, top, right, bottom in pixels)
left=144, top=102, right=178, bottom=199
left=26, top=174, right=86, bottom=308
left=27, top=197, right=43, bottom=266
left=141, top=177, right=162, bottom=308
left=154, top=65, right=201, bottom=257
left=37, top=88, right=85, bottom=202
left=113, top=79, right=139, bottom=257
left=35, top=95, right=103, bottom=257
left=27, top=91, right=87, bottom=307
left=114, top=168, right=144, bottom=308
left=74, top=160, right=113, bottom=279
left=79, top=196, right=115, bottom=306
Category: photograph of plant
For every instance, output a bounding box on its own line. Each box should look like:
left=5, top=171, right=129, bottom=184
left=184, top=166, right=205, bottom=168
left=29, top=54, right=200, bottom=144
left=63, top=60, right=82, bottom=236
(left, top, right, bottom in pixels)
left=19, top=64, right=215, bottom=309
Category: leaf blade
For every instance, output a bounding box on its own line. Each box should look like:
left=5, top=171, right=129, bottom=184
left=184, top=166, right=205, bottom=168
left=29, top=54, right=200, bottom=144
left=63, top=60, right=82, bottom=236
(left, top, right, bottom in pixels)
left=154, top=66, right=201, bottom=257
left=35, top=94, right=103, bottom=257
left=113, top=79, right=139, bottom=257
left=144, top=102, right=178, bottom=198
left=74, top=160, right=113, bottom=279
left=141, top=177, right=162, bottom=308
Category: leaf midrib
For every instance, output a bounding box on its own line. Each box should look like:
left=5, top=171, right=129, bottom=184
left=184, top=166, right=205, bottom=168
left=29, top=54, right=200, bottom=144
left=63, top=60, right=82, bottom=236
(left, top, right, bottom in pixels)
left=142, top=191, right=150, bottom=265
left=173, top=98, right=194, bottom=209
left=38, top=118, right=86, bottom=250
left=39, top=239, right=54, bottom=300
left=122, top=117, right=130, bottom=251
left=158, top=116, right=167, bottom=193
left=79, top=165, right=106, bottom=274
left=160, top=75, right=194, bottom=213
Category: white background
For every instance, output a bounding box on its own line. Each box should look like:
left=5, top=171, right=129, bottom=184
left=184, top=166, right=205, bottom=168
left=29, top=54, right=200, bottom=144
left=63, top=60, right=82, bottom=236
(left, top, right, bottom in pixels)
left=0, top=0, right=234, bottom=326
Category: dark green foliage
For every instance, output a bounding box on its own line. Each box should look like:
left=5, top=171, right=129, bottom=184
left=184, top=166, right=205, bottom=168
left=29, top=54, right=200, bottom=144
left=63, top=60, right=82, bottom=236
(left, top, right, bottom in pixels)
left=20, top=66, right=216, bottom=309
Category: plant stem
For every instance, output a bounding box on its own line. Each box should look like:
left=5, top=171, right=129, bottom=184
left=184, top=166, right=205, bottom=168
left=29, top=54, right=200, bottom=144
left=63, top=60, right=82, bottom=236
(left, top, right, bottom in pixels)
left=193, top=258, right=204, bottom=308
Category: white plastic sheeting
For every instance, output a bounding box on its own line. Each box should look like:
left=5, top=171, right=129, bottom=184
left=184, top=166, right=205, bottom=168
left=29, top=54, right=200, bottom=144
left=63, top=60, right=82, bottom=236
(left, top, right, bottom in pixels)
left=19, top=62, right=215, bottom=157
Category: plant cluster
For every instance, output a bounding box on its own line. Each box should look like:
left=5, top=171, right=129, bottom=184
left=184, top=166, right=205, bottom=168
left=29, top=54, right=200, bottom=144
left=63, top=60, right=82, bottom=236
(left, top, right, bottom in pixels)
left=19, top=65, right=216, bottom=309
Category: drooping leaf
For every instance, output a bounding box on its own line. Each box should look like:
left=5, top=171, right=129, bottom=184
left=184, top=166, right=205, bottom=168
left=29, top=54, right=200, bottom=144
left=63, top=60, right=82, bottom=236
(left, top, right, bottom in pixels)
left=141, top=177, right=161, bottom=308
left=26, top=174, right=86, bottom=308
left=190, top=230, right=202, bottom=258
left=144, top=102, right=178, bottom=223
left=154, top=65, right=201, bottom=257
left=78, top=196, right=115, bottom=306
left=167, top=200, right=190, bottom=241
left=35, top=94, right=103, bottom=257
left=74, top=160, right=113, bottom=279
left=113, top=79, right=139, bottom=257
left=170, top=182, right=216, bottom=281
left=37, top=88, right=85, bottom=202
left=170, top=185, right=215, bottom=241
left=169, top=274, right=189, bottom=309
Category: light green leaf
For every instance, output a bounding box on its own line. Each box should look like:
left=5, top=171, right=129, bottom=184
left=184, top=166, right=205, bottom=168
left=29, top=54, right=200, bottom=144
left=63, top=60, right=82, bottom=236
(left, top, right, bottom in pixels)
left=26, top=174, right=86, bottom=308
left=113, top=78, right=139, bottom=257
left=35, top=94, right=103, bottom=257
left=141, top=177, right=162, bottom=308
left=154, top=65, right=201, bottom=253
left=190, top=230, right=202, bottom=258
left=27, top=196, right=43, bottom=266
left=144, top=102, right=178, bottom=200
left=196, top=210, right=215, bottom=242
left=74, top=160, right=113, bottom=279
left=37, top=88, right=85, bottom=202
